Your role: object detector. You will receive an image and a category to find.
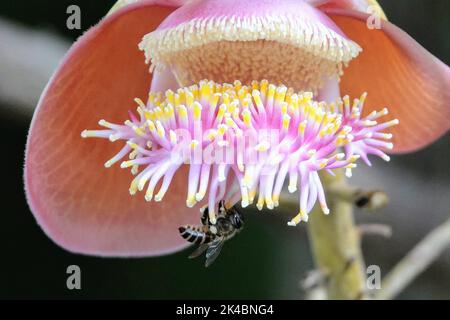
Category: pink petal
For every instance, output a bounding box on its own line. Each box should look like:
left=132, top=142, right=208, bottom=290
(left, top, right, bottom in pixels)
left=156, top=0, right=348, bottom=37
left=324, top=8, right=450, bottom=153
left=25, top=1, right=200, bottom=256
left=150, top=68, right=180, bottom=92
left=312, top=0, right=384, bottom=14
left=123, top=0, right=190, bottom=6
left=317, top=77, right=341, bottom=103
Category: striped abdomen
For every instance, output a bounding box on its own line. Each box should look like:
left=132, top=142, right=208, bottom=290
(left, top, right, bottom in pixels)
left=179, top=226, right=214, bottom=245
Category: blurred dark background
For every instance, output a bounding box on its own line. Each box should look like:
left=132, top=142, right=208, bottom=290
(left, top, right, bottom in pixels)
left=0, top=0, right=449, bottom=299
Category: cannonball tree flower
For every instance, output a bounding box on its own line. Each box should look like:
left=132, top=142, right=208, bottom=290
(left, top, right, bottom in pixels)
left=25, top=0, right=450, bottom=256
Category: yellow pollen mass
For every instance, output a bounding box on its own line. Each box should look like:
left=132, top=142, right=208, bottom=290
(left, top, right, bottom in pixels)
left=217, top=124, right=228, bottom=136
left=134, top=98, right=146, bottom=108
left=193, top=102, right=202, bottom=120
left=147, top=120, right=156, bottom=132
left=133, top=126, right=145, bottom=137
left=177, top=105, right=188, bottom=119
left=282, top=114, right=291, bottom=130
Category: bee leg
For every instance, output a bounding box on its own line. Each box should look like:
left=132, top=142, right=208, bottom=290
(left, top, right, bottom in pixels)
left=200, top=205, right=209, bottom=226
left=188, top=244, right=209, bottom=259
left=218, top=200, right=226, bottom=216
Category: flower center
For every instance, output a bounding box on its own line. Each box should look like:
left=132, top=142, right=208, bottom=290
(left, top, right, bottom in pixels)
left=82, top=80, right=397, bottom=226
left=139, top=14, right=361, bottom=92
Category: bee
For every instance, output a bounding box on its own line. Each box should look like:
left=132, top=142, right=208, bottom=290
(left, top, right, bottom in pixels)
left=179, top=200, right=244, bottom=267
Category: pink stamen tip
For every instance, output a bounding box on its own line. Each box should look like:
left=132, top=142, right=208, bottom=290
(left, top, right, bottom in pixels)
left=81, top=80, right=398, bottom=224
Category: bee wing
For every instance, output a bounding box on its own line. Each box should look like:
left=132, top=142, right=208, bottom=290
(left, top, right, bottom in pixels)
left=188, top=244, right=209, bottom=259
left=205, top=238, right=225, bottom=268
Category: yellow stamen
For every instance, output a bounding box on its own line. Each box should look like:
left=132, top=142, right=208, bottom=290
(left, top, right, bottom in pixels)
left=133, top=126, right=145, bottom=137
left=126, top=141, right=139, bottom=150
left=155, top=121, right=165, bottom=138
left=288, top=210, right=308, bottom=226
left=186, top=196, right=197, bottom=208
left=242, top=109, right=252, bottom=127
left=193, top=101, right=202, bottom=120
left=169, top=130, right=177, bottom=144
left=217, top=124, right=228, bottom=136
left=298, top=121, right=307, bottom=135
left=275, top=86, right=287, bottom=104
left=134, top=98, right=146, bottom=108
left=282, top=114, right=291, bottom=131
left=206, top=130, right=217, bottom=141
left=255, top=141, right=270, bottom=152
left=147, top=120, right=156, bottom=132
left=190, top=140, right=199, bottom=150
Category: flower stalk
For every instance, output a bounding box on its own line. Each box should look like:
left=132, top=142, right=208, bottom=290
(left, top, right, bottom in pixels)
left=306, top=170, right=367, bottom=300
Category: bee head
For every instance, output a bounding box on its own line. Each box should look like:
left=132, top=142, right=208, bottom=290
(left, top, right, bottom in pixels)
left=231, top=209, right=244, bottom=229
left=216, top=201, right=244, bottom=230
